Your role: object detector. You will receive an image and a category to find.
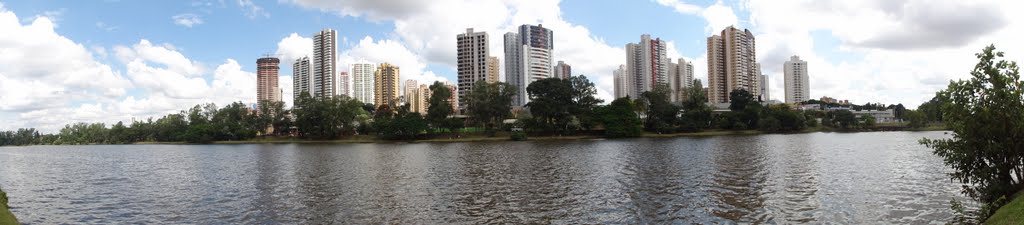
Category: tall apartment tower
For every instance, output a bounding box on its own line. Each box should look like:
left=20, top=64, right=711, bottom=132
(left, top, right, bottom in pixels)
left=292, top=56, right=311, bottom=103
left=486, top=56, right=500, bottom=83
left=446, top=82, right=459, bottom=114
left=374, top=63, right=400, bottom=107
left=256, top=57, right=281, bottom=103
left=456, top=28, right=491, bottom=112
left=413, top=84, right=430, bottom=114
left=554, top=61, right=571, bottom=79
left=404, top=79, right=418, bottom=106
left=351, top=63, right=375, bottom=104
left=312, top=28, right=337, bottom=98
left=760, top=74, right=770, bottom=102
left=784, top=55, right=809, bottom=104
left=625, top=34, right=669, bottom=99
left=707, top=26, right=759, bottom=104
left=338, top=71, right=350, bottom=97
left=613, top=64, right=629, bottom=99
left=504, top=24, right=554, bottom=106
left=668, top=58, right=694, bottom=103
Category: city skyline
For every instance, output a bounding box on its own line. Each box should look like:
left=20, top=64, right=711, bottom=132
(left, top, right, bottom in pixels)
left=0, top=0, right=1020, bottom=132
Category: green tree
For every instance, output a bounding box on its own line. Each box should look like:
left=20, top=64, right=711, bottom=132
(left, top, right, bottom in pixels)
left=729, top=89, right=761, bottom=129
left=641, top=84, right=679, bottom=133
left=377, top=104, right=427, bottom=140
left=828, top=110, right=857, bottom=129
left=526, top=78, right=573, bottom=134
left=569, top=75, right=604, bottom=131
left=921, top=45, right=1024, bottom=207
left=598, top=97, right=642, bottom=138
left=466, top=81, right=516, bottom=135
left=679, top=80, right=712, bottom=132
left=863, top=114, right=876, bottom=127
left=904, top=110, right=927, bottom=128
left=426, top=81, right=456, bottom=135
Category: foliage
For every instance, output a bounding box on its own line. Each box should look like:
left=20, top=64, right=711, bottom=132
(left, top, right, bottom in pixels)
left=293, top=93, right=367, bottom=139
left=918, top=96, right=945, bottom=122
left=569, top=75, right=604, bottom=130
left=525, top=76, right=604, bottom=135
left=509, top=131, right=528, bottom=141
left=598, top=97, right=642, bottom=138
left=904, top=110, right=927, bottom=128
left=759, top=104, right=806, bottom=132
left=827, top=110, right=857, bottom=129
left=641, top=84, right=680, bottom=133
left=426, top=81, right=458, bottom=135
left=466, top=81, right=516, bottom=135
left=376, top=104, right=428, bottom=140
left=921, top=45, right=1024, bottom=206
left=863, top=115, right=877, bottom=127
left=679, top=80, right=713, bottom=132
left=526, top=78, right=573, bottom=134
left=729, top=89, right=762, bottom=128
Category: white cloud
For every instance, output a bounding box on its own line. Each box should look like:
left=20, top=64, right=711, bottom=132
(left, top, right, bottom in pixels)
left=702, top=1, right=739, bottom=35
left=339, top=36, right=449, bottom=92
left=654, top=0, right=702, bottom=15
left=237, top=0, right=269, bottom=18
left=0, top=8, right=131, bottom=113
left=742, top=0, right=1022, bottom=107
left=288, top=0, right=625, bottom=102
left=274, top=33, right=313, bottom=66
left=171, top=13, right=203, bottom=28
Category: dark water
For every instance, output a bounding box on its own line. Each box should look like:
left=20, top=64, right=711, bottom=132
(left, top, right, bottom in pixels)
left=0, top=131, right=966, bottom=224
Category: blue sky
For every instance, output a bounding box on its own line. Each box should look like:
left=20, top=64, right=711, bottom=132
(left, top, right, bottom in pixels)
left=0, top=0, right=1019, bottom=132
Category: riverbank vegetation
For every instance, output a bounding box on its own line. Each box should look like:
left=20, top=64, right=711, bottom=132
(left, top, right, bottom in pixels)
left=920, top=45, right=1024, bottom=223
left=0, top=188, right=16, bottom=225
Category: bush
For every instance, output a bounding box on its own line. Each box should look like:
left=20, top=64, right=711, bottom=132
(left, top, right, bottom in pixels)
left=510, top=131, right=528, bottom=141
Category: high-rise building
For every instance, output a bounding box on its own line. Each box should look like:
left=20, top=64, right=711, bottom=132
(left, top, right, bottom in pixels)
left=446, top=81, right=459, bottom=113
left=374, top=63, right=400, bottom=107
left=456, top=28, right=492, bottom=112
left=668, top=58, right=694, bottom=103
left=404, top=79, right=418, bottom=106
left=312, top=28, right=337, bottom=98
left=292, top=56, right=311, bottom=103
left=760, top=74, right=770, bottom=102
left=487, top=56, right=499, bottom=83
left=352, top=63, right=375, bottom=104
left=613, top=64, right=629, bottom=99
left=554, top=61, right=571, bottom=79
left=784, top=55, right=809, bottom=104
left=707, top=26, right=759, bottom=104
left=338, top=71, right=350, bottom=97
left=256, top=57, right=281, bottom=103
left=412, top=84, right=430, bottom=114
left=624, top=34, right=669, bottom=99
left=504, top=24, right=554, bottom=106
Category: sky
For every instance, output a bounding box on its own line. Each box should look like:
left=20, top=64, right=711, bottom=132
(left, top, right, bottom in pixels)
left=0, top=0, right=1021, bottom=133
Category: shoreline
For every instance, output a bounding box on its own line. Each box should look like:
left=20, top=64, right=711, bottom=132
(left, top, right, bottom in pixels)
left=178, top=128, right=948, bottom=145
left=0, top=127, right=950, bottom=147
left=0, top=188, right=17, bottom=225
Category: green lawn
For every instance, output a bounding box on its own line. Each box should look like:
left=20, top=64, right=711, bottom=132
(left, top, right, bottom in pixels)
left=986, top=191, right=1024, bottom=225
left=0, top=188, right=17, bottom=225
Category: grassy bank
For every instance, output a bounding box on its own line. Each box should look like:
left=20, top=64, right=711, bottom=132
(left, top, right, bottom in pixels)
left=0, top=188, right=17, bottom=225
left=986, top=191, right=1024, bottom=225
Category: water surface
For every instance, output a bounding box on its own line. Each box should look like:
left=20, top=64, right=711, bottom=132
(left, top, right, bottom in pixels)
left=0, top=131, right=964, bottom=224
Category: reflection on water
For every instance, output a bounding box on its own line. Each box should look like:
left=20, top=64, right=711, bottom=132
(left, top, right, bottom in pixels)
left=0, top=131, right=966, bottom=224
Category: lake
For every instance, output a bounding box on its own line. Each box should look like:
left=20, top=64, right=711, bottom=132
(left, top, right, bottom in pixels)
left=0, top=131, right=965, bottom=224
